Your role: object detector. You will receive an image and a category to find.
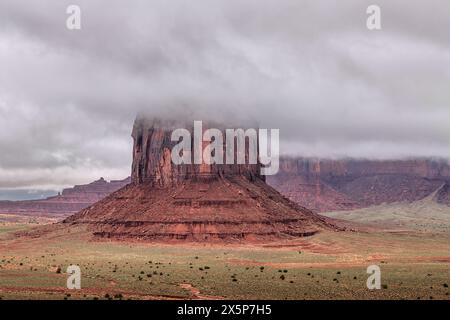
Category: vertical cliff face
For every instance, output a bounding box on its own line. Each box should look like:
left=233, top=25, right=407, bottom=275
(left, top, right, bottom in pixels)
left=131, top=117, right=262, bottom=187
left=275, top=158, right=450, bottom=180
left=131, top=118, right=179, bottom=186
left=65, top=117, right=338, bottom=241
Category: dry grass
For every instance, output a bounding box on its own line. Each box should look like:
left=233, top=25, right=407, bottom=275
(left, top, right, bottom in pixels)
left=0, top=222, right=449, bottom=300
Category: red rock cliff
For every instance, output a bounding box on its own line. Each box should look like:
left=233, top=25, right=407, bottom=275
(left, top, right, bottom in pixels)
left=131, top=118, right=263, bottom=186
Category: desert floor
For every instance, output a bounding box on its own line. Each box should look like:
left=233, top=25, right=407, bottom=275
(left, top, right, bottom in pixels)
left=0, top=219, right=449, bottom=300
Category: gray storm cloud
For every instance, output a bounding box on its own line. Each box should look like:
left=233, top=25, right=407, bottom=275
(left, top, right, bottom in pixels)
left=0, top=0, right=450, bottom=189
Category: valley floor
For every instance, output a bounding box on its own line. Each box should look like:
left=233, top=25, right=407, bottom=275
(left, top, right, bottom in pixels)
left=0, top=222, right=449, bottom=300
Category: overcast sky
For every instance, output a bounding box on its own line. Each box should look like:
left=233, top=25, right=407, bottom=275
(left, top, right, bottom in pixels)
left=1, top=0, right=450, bottom=191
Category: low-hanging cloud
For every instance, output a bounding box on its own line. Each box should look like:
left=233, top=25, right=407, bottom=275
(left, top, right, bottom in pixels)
left=0, top=0, right=450, bottom=190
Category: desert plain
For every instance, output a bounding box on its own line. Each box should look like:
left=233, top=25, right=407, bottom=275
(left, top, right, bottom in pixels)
left=1, top=213, right=449, bottom=300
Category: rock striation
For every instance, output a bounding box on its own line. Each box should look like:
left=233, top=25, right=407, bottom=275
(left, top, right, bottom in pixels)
left=65, top=117, right=337, bottom=241
left=434, top=183, right=450, bottom=206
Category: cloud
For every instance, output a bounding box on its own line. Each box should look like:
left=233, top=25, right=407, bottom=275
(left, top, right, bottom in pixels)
left=0, top=0, right=449, bottom=189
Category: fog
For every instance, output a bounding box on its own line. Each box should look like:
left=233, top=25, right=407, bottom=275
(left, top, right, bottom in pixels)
left=1, top=0, right=449, bottom=190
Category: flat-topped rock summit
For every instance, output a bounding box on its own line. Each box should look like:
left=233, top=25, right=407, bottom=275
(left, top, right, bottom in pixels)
left=65, top=117, right=338, bottom=241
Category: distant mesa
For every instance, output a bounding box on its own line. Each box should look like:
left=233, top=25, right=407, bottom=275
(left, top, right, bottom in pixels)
left=267, top=158, right=450, bottom=212
left=0, top=177, right=130, bottom=218
left=64, top=117, right=338, bottom=241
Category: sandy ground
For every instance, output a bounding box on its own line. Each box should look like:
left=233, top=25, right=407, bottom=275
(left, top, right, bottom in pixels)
left=1, top=223, right=449, bottom=300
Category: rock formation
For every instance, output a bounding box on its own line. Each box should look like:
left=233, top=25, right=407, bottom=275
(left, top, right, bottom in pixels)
left=130, top=118, right=262, bottom=186
left=267, top=158, right=450, bottom=212
left=434, top=183, right=450, bottom=206
left=0, top=177, right=130, bottom=218
left=65, top=117, right=337, bottom=241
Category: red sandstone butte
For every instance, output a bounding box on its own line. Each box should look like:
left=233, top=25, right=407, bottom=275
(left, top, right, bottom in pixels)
left=64, top=117, right=338, bottom=241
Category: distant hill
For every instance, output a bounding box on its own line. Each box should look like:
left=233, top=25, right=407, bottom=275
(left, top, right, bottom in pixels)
left=0, top=177, right=130, bottom=219
left=435, top=183, right=450, bottom=206
left=323, top=184, right=450, bottom=233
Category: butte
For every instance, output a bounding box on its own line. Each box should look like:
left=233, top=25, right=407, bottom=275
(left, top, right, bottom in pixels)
left=64, top=117, right=339, bottom=241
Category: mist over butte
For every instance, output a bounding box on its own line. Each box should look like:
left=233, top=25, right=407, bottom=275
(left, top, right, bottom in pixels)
left=64, top=117, right=340, bottom=241
left=1, top=0, right=450, bottom=191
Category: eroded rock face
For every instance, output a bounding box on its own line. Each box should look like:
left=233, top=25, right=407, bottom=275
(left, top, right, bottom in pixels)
left=65, top=175, right=336, bottom=240
left=267, top=158, right=450, bottom=212
left=65, top=117, right=338, bottom=241
left=131, top=118, right=262, bottom=187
